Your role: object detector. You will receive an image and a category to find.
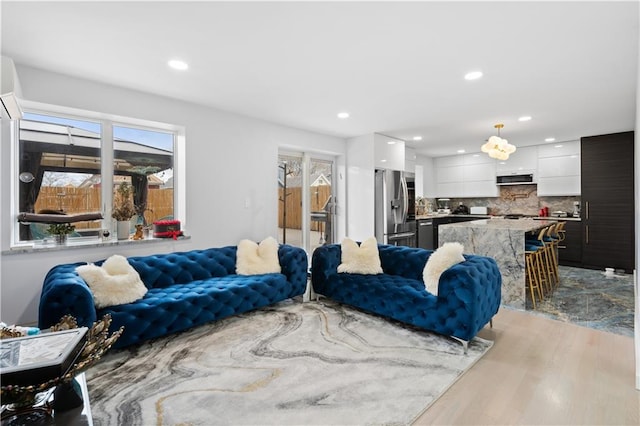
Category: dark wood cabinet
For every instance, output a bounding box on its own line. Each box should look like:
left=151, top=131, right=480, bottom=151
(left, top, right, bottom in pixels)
left=580, top=131, right=634, bottom=272
left=558, top=220, right=582, bottom=266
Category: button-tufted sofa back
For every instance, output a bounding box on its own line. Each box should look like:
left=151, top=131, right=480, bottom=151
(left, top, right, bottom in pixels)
left=310, top=243, right=431, bottom=285
left=39, top=244, right=309, bottom=343
left=124, top=246, right=238, bottom=289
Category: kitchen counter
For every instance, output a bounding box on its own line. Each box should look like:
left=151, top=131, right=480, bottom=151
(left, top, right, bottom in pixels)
left=415, top=214, right=491, bottom=220
left=534, top=216, right=582, bottom=221
left=439, top=218, right=553, bottom=310
left=442, top=217, right=556, bottom=231
left=416, top=214, right=580, bottom=222
left=415, top=214, right=492, bottom=250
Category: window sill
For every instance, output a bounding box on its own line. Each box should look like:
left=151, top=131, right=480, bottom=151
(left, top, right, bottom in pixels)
left=2, top=235, right=191, bottom=256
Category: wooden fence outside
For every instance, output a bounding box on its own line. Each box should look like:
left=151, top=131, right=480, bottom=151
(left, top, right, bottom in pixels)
left=278, top=185, right=331, bottom=230
left=34, top=187, right=174, bottom=229
left=35, top=184, right=327, bottom=231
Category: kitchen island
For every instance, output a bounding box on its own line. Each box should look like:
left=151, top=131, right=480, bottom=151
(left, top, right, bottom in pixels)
left=439, top=218, right=556, bottom=309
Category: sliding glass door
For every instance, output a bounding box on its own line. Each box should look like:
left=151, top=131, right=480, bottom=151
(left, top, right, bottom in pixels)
left=278, top=152, right=335, bottom=255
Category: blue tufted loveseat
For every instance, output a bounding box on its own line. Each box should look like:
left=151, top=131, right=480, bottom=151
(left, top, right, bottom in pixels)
left=311, top=244, right=501, bottom=352
left=39, top=245, right=308, bottom=348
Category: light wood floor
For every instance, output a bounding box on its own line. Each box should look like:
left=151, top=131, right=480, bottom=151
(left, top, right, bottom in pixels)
left=414, top=307, right=639, bottom=425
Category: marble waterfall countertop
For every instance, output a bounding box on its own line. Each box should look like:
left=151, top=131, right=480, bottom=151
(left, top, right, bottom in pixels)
left=440, top=217, right=557, bottom=231
left=438, top=217, right=557, bottom=309
left=415, top=214, right=580, bottom=222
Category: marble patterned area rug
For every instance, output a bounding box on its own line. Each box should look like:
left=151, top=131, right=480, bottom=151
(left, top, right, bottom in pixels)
left=86, top=299, right=493, bottom=425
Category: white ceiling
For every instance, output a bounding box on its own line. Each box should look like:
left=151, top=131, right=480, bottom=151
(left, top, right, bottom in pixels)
left=2, top=1, right=638, bottom=157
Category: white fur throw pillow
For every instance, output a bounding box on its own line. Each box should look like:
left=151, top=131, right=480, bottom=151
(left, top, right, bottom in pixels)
left=337, top=237, right=383, bottom=275
left=423, top=242, right=465, bottom=296
left=236, top=236, right=281, bottom=275
left=76, top=255, right=148, bottom=309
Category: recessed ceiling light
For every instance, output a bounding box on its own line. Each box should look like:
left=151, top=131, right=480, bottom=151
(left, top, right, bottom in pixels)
left=457, top=149, right=466, bottom=154
left=380, top=159, right=387, bottom=163
left=554, top=144, right=564, bottom=148
left=337, top=112, right=350, bottom=119
left=545, top=137, right=556, bottom=142
left=413, top=136, right=423, bottom=141
left=387, top=141, right=396, bottom=145
left=168, top=59, right=188, bottom=70
left=464, top=71, right=483, bottom=81
left=518, top=115, right=532, bottom=122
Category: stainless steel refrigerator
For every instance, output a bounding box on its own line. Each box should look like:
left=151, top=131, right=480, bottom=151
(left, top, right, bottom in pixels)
left=375, top=169, right=416, bottom=247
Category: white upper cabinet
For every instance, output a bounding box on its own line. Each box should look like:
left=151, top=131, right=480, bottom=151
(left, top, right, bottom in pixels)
left=536, top=140, right=581, bottom=196
left=463, top=153, right=494, bottom=165
left=433, top=140, right=581, bottom=197
left=537, top=175, right=581, bottom=196
left=374, top=134, right=405, bottom=171
left=436, top=164, right=464, bottom=183
left=435, top=155, right=464, bottom=168
left=464, top=163, right=496, bottom=181
left=495, top=145, right=538, bottom=175
left=405, top=147, right=416, bottom=173
left=436, top=182, right=464, bottom=198
left=537, top=140, right=580, bottom=158
left=538, top=155, right=580, bottom=177
left=435, top=153, right=497, bottom=197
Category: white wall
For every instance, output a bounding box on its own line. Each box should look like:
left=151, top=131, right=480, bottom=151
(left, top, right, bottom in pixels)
left=0, top=65, right=346, bottom=325
left=346, top=134, right=375, bottom=240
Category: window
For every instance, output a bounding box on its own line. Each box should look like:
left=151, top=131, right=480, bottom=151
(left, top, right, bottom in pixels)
left=18, top=113, right=103, bottom=241
left=14, top=106, right=181, bottom=245
left=113, top=125, right=174, bottom=226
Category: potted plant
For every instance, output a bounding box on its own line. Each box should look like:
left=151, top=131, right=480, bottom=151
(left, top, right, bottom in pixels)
left=47, top=223, right=75, bottom=245
left=112, top=182, right=136, bottom=240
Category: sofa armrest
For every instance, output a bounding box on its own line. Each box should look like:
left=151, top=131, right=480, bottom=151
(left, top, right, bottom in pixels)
left=437, top=255, right=502, bottom=336
left=310, top=244, right=342, bottom=293
left=38, top=263, right=98, bottom=329
left=278, top=244, right=309, bottom=297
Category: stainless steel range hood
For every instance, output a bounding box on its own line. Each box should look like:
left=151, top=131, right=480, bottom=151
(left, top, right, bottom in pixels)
left=496, top=173, right=535, bottom=185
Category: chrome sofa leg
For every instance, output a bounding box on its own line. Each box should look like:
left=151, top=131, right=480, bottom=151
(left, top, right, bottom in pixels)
left=303, top=280, right=312, bottom=302
left=451, top=336, right=469, bottom=355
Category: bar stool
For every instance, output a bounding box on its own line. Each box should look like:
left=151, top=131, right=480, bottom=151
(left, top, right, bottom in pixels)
left=555, top=221, right=566, bottom=242
left=526, top=226, right=555, bottom=295
left=525, top=243, right=545, bottom=308
left=544, top=222, right=562, bottom=288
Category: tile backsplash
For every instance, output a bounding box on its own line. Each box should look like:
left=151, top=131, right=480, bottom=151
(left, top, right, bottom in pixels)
left=424, top=185, right=580, bottom=216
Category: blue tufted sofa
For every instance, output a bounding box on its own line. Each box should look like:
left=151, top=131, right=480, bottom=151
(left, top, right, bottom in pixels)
left=311, top=244, right=501, bottom=352
left=39, top=245, right=308, bottom=348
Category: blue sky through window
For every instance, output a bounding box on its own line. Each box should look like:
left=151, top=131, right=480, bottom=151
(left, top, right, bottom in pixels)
left=23, top=112, right=173, bottom=151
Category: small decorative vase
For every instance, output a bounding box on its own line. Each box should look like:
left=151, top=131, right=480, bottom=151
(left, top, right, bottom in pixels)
left=117, top=220, right=130, bottom=240
left=54, top=234, right=67, bottom=245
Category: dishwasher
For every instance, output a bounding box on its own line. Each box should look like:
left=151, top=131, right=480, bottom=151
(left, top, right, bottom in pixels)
left=417, top=219, right=434, bottom=250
